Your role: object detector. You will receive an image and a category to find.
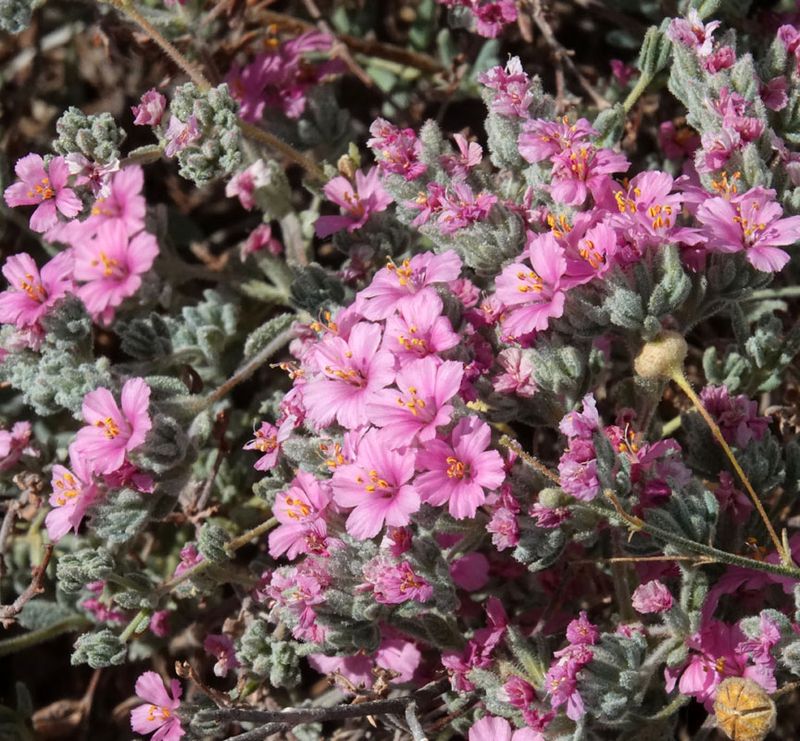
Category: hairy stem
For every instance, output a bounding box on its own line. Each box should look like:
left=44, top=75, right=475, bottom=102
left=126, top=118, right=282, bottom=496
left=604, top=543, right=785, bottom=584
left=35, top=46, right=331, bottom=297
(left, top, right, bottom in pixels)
left=0, top=615, right=91, bottom=657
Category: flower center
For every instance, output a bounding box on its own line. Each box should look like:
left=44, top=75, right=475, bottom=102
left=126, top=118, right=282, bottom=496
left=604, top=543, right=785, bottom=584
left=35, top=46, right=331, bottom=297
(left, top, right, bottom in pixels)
left=342, top=190, right=365, bottom=218
left=54, top=472, right=80, bottom=506
left=578, top=239, right=605, bottom=269
left=95, top=416, right=120, bottom=439
left=91, top=251, right=122, bottom=278
left=446, top=456, right=467, bottom=479
left=396, top=385, right=426, bottom=416
left=356, top=468, right=391, bottom=494
left=733, top=203, right=767, bottom=244
left=648, top=203, right=673, bottom=230
left=386, top=258, right=414, bottom=287
left=400, top=569, right=425, bottom=593
left=254, top=432, right=278, bottom=453
left=28, top=177, right=54, bottom=202
left=284, top=495, right=311, bottom=521
left=397, top=326, right=428, bottom=353
left=324, top=364, right=365, bottom=387
left=20, top=273, right=47, bottom=302
left=516, top=269, right=543, bottom=293
left=146, top=705, right=171, bottom=722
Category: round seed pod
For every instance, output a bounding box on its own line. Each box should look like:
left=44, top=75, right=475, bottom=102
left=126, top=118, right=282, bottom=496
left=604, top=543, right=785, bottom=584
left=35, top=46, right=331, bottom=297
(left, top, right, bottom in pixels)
left=633, top=331, right=688, bottom=380
left=713, top=677, right=776, bottom=741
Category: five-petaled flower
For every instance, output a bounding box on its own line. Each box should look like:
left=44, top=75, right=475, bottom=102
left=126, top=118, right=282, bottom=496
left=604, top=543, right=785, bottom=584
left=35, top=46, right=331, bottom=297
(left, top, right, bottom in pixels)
left=130, top=671, right=184, bottom=741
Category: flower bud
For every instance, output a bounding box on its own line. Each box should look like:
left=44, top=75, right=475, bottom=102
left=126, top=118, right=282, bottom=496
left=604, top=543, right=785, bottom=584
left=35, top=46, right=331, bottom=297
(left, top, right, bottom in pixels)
left=633, top=331, right=688, bottom=380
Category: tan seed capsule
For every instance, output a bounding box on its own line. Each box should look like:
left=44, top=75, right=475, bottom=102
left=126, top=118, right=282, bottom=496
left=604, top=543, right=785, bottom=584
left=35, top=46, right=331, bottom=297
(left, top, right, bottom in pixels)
left=714, top=677, right=776, bottom=741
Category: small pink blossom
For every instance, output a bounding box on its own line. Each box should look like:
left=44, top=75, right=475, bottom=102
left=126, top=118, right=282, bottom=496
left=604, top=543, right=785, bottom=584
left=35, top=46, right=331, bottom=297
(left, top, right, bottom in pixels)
left=415, top=416, right=505, bottom=519
left=66, top=154, right=120, bottom=199
left=0, top=251, right=74, bottom=333
left=632, top=580, right=674, bottom=613
left=243, top=417, right=293, bottom=471
left=315, top=168, right=392, bottom=238
left=302, top=321, right=395, bottom=430
left=204, top=634, right=240, bottom=678
left=494, top=348, right=538, bottom=397
left=697, top=186, right=800, bottom=272
left=519, top=117, right=597, bottom=163
left=382, top=290, right=459, bottom=365
left=761, top=76, right=788, bottom=111
left=478, top=57, right=533, bottom=117
left=699, top=386, right=770, bottom=447
left=361, top=556, right=433, bottom=604
left=487, top=506, right=519, bottom=550
left=495, top=232, right=569, bottom=337
left=549, top=144, right=629, bottom=206
left=357, top=250, right=462, bottom=321
left=610, top=59, right=635, bottom=86
left=149, top=611, right=171, bottom=637
left=469, top=715, right=543, bottom=741
left=84, top=165, right=146, bottom=236
left=73, top=377, right=152, bottom=475
left=4, top=154, right=82, bottom=232
left=437, top=183, right=497, bottom=234
left=0, top=422, right=33, bottom=472
left=164, top=115, right=200, bottom=158
left=45, top=446, right=100, bottom=542
left=74, top=220, right=159, bottom=324
left=368, top=357, right=463, bottom=442
left=441, top=133, right=483, bottom=179
left=130, top=671, right=184, bottom=741
left=368, top=118, right=426, bottom=180
left=269, top=471, right=333, bottom=560
left=225, top=160, right=271, bottom=210
left=331, top=427, right=420, bottom=539
left=132, top=89, right=167, bottom=126
left=473, top=0, right=518, bottom=38
left=241, top=223, right=283, bottom=258
left=668, top=9, right=720, bottom=57
left=173, top=544, right=203, bottom=578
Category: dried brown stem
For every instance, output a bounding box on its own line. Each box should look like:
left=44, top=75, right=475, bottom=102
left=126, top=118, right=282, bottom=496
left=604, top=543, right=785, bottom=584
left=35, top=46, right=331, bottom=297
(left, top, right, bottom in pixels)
left=0, top=544, right=54, bottom=628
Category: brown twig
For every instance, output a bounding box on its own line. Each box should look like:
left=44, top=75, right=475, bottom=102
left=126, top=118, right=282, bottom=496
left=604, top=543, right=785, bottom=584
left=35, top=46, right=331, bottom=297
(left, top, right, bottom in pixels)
left=527, top=0, right=610, bottom=110
left=0, top=544, right=54, bottom=628
left=300, top=0, right=373, bottom=87
left=259, top=9, right=444, bottom=74
left=498, top=435, right=561, bottom=483
left=0, top=500, right=21, bottom=578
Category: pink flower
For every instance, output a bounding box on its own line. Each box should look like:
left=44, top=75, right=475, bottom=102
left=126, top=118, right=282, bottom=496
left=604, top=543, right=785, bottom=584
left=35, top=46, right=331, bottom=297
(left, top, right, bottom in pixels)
left=4, top=154, right=82, bottom=232
left=368, top=118, right=426, bottom=180
left=302, top=321, right=395, bottom=430
left=132, top=89, right=167, bottom=126
left=368, top=357, right=463, bottom=442
left=696, top=186, right=800, bottom=272
left=357, top=250, right=462, bottom=321
left=315, top=168, right=392, bottom=238
left=269, top=471, right=333, bottom=560
left=704, top=46, right=735, bottom=73
left=66, top=155, right=119, bottom=199
left=469, top=715, right=543, bottom=741
left=668, top=9, right=720, bottom=57
left=241, top=223, right=283, bottom=258
left=243, top=417, right=293, bottom=471
left=382, top=290, right=459, bottom=365
left=632, top=580, right=674, bottom=613
left=173, top=544, right=203, bottom=578
left=130, top=671, right=184, bottom=741
left=714, top=471, right=753, bottom=524
left=164, top=116, right=200, bottom=158
left=361, top=556, right=433, bottom=604
left=45, top=446, right=100, bottom=542
left=487, top=506, right=519, bottom=550
left=473, top=0, right=518, bottom=38
left=761, top=76, right=788, bottom=112
left=519, top=117, right=597, bottom=163
left=149, top=611, right=170, bottom=637
left=74, top=221, right=159, bottom=324
left=437, top=184, right=497, bottom=234
left=478, top=57, right=533, bottom=117
left=495, top=232, right=569, bottom=337
left=225, top=160, right=271, bottom=210
left=560, top=394, right=601, bottom=439
left=73, top=377, right=152, bottom=475
left=549, top=144, right=629, bottom=206
left=0, top=422, right=33, bottom=472
left=331, top=427, right=420, bottom=539
left=203, top=634, right=240, bottom=678
left=494, top=348, right=537, bottom=397
left=85, top=165, right=146, bottom=236
left=610, top=59, right=635, bottom=86
left=0, top=251, right=74, bottom=331
left=441, top=133, right=483, bottom=179
left=665, top=621, right=770, bottom=710
left=699, top=386, right=770, bottom=447
left=416, top=416, right=505, bottom=519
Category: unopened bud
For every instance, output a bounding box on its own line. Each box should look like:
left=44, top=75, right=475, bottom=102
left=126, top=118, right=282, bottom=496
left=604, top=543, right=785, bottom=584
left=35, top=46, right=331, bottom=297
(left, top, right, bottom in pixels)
left=634, top=331, right=687, bottom=380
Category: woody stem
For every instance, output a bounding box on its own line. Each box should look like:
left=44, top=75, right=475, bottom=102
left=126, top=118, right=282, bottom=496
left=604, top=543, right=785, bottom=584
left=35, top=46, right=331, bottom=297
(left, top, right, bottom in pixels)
left=670, top=370, right=790, bottom=565
left=102, top=0, right=325, bottom=181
